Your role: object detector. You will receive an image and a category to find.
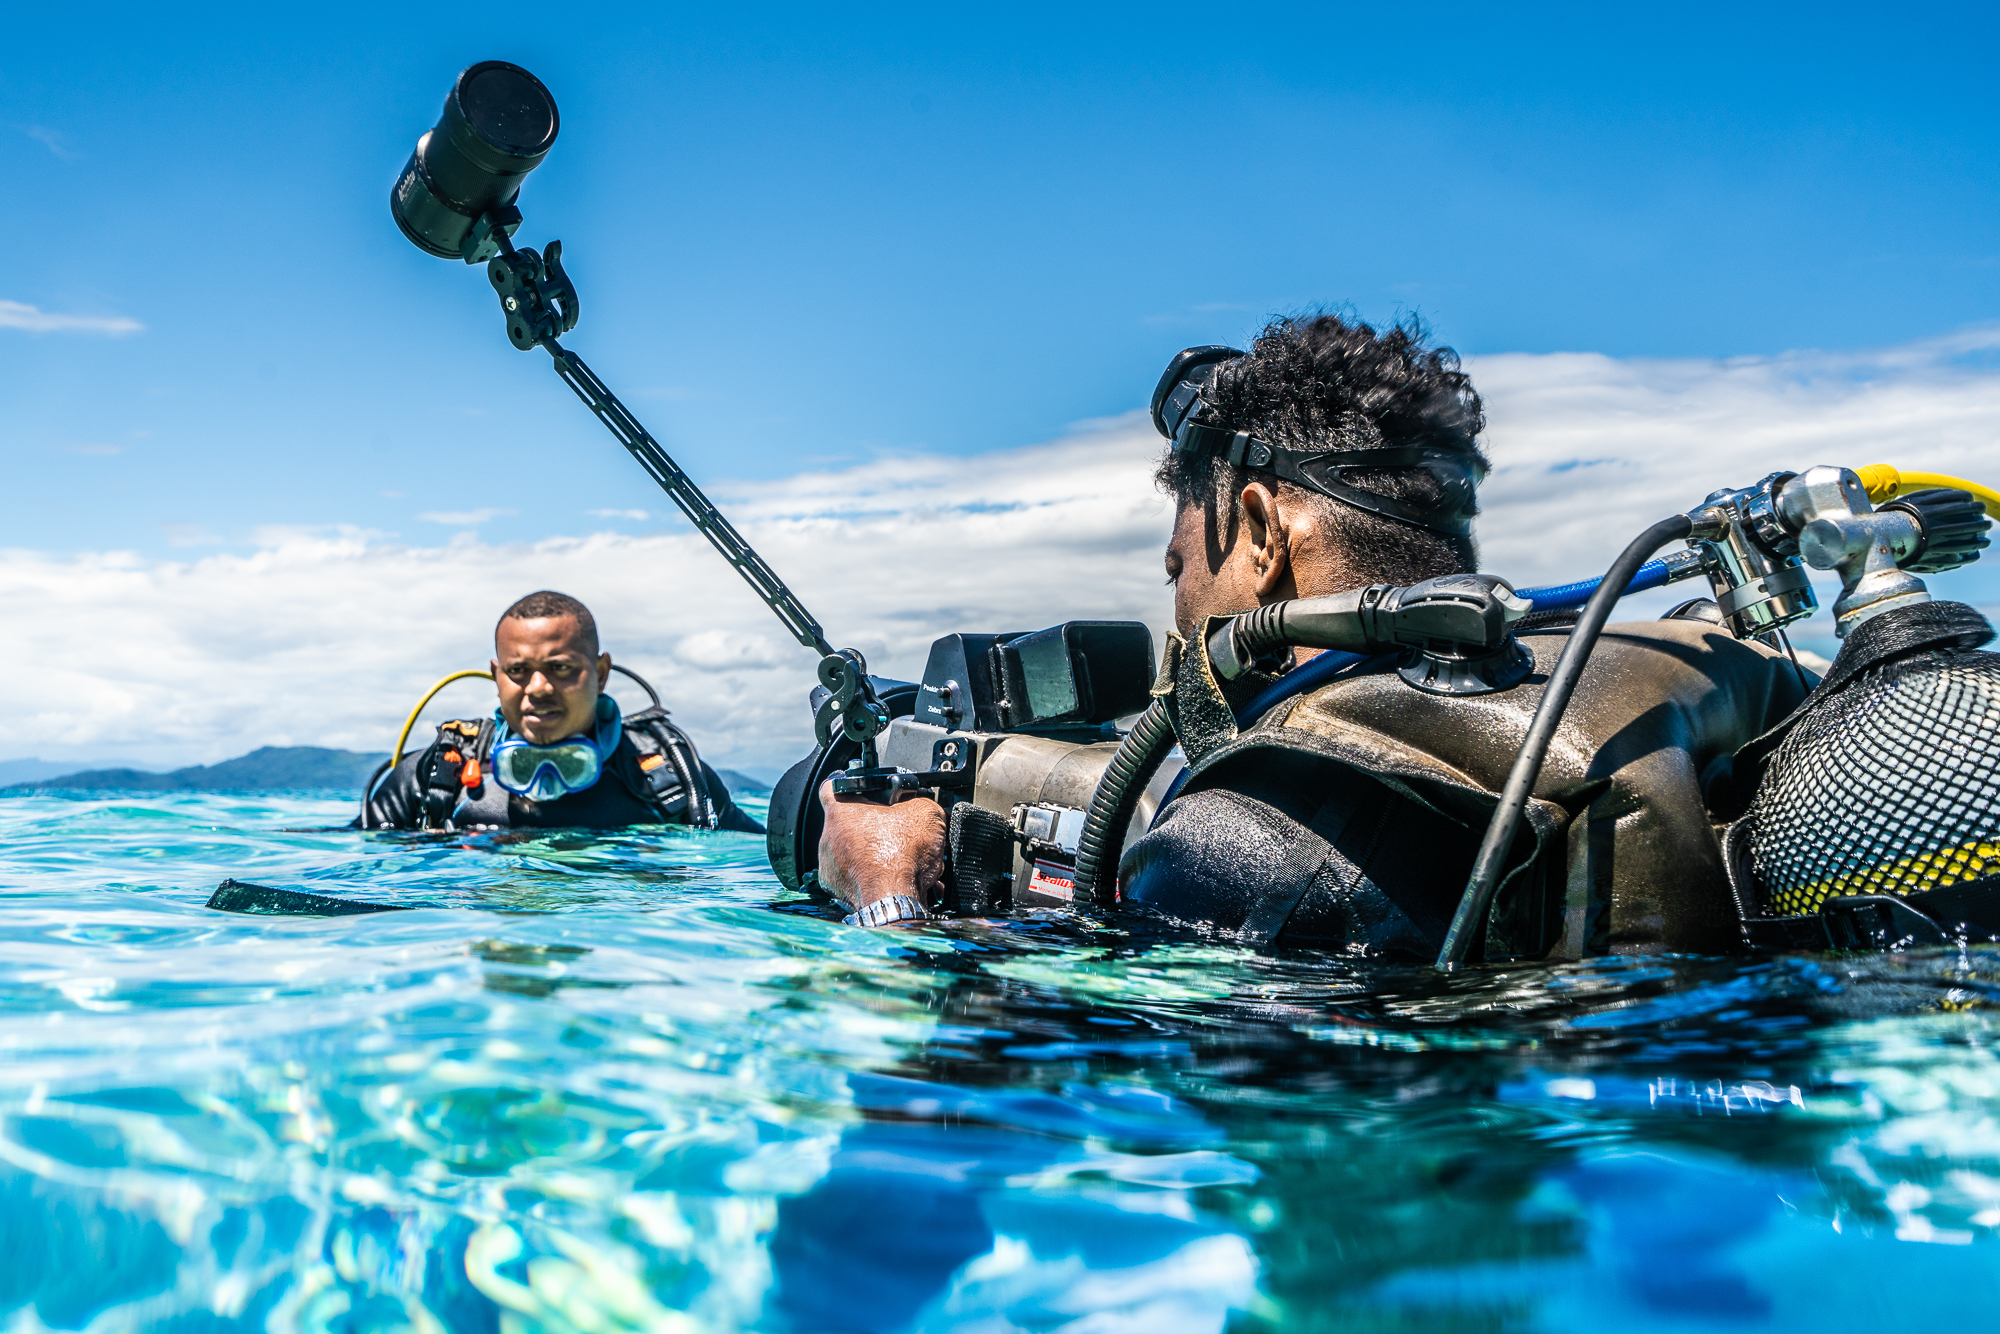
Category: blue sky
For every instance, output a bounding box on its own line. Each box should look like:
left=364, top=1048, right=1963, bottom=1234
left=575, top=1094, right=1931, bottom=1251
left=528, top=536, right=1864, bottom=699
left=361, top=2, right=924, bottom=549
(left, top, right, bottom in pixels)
left=4, top=2, right=1997, bottom=560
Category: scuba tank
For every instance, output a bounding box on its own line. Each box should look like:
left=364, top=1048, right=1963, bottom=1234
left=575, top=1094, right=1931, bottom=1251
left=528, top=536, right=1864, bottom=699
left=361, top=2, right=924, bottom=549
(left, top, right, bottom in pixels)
left=1691, top=478, right=2000, bottom=951
left=1722, top=599, right=2000, bottom=950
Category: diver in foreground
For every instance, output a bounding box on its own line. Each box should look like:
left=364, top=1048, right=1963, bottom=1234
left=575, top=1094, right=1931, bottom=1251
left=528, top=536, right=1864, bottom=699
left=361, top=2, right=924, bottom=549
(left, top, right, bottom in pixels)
left=361, top=591, right=762, bottom=833
left=816, top=314, right=1816, bottom=956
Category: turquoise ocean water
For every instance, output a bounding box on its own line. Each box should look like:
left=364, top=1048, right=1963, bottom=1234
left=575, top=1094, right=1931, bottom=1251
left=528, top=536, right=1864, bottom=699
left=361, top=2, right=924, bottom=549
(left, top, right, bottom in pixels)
left=3, top=786, right=2000, bottom=1331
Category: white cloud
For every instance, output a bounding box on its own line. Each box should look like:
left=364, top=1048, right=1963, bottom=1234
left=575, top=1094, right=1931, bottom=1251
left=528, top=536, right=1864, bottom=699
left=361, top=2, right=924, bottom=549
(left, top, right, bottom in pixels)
left=417, top=507, right=516, bottom=526
left=1466, top=324, right=2000, bottom=592
left=0, top=300, right=142, bottom=336
left=674, top=630, right=792, bottom=671
left=588, top=508, right=651, bottom=521
left=0, top=419, right=1172, bottom=772
left=2, top=328, right=1998, bottom=772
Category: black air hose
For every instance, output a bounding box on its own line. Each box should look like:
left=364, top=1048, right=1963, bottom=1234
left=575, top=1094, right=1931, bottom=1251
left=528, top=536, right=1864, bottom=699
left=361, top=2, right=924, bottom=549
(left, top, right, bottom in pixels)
left=658, top=721, right=716, bottom=829
left=1435, top=514, right=1696, bottom=969
left=1070, top=700, right=1178, bottom=904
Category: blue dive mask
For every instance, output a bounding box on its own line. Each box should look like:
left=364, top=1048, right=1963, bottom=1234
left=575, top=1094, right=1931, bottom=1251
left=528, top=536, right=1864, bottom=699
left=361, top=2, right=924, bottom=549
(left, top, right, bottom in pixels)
left=490, top=696, right=622, bottom=801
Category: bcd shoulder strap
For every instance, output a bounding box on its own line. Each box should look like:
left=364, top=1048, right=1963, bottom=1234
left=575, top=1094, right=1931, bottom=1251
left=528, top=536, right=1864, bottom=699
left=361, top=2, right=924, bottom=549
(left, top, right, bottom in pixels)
left=622, top=706, right=717, bottom=829
left=417, top=718, right=498, bottom=830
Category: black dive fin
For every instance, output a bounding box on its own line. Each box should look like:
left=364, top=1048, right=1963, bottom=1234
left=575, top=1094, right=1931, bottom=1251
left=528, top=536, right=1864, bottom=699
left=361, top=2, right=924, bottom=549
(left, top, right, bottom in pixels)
left=207, top=878, right=422, bottom=917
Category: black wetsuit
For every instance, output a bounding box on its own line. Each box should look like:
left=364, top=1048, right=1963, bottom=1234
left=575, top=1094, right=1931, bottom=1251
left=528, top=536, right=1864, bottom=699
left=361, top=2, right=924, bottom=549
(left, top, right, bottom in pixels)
left=1119, top=617, right=1810, bottom=961
left=360, top=712, right=764, bottom=834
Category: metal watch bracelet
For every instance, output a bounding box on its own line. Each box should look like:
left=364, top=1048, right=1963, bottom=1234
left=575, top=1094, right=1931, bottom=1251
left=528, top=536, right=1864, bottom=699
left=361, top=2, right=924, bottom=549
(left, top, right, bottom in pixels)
left=845, top=893, right=931, bottom=928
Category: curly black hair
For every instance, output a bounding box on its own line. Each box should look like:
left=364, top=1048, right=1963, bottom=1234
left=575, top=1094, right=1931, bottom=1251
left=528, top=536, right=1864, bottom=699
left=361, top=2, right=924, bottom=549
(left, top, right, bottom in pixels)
left=1155, top=312, right=1487, bottom=585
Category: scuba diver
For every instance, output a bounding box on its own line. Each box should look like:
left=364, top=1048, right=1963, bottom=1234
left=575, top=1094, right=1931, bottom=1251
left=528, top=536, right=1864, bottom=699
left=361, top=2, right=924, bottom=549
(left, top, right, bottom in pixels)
left=815, top=313, right=1815, bottom=956
left=382, top=64, right=2000, bottom=956
left=360, top=590, right=763, bottom=833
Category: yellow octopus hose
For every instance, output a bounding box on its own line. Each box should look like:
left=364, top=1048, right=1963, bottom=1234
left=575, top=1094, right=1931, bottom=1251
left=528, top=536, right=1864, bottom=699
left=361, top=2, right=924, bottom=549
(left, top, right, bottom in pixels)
left=1856, top=464, right=2000, bottom=520
left=391, top=670, right=495, bottom=766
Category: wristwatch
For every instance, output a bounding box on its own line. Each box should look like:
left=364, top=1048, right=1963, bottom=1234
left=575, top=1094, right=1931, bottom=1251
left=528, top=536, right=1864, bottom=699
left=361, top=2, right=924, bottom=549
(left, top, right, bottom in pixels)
left=845, top=893, right=931, bottom=928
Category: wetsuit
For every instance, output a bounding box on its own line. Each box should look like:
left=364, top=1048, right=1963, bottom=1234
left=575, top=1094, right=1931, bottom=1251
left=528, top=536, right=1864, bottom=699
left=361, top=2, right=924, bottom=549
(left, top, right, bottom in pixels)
left=1120, top=615, right=1810, bottom=960
left=360, top=705, right=763, bottom=833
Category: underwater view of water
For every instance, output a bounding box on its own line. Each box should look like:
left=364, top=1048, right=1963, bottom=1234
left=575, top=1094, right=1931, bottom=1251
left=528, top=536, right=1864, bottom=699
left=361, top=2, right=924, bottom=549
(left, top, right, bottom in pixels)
left=3, top=788, right=2000, bottom=1331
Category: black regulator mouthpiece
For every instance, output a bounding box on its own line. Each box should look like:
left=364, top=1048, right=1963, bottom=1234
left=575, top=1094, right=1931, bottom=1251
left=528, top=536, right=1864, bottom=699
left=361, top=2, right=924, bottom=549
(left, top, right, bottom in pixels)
left=1208, top=573, right=1533, bottom=696
left=392, top=61, right=559, bottom=262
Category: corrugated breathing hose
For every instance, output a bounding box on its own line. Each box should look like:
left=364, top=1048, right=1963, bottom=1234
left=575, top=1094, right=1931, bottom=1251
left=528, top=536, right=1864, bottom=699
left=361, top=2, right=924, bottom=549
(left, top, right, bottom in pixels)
left=1070, top=700, right=1178, bottom=905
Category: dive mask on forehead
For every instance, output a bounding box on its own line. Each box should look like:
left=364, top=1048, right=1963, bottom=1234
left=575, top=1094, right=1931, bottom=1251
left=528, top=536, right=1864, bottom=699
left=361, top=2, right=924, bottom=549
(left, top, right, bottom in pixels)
left=1149, top=344, right=1485, bottom=538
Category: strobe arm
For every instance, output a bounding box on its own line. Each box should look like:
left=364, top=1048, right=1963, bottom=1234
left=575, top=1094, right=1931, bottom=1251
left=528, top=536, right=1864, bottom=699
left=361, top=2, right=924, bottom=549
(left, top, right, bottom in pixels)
left=543, top=342, right=836, bottom=660
left=485, top=227, right=834, bottom=659
left=540, top=344, right=896, bottom=757
left=480, top=223, right=893, bottom=757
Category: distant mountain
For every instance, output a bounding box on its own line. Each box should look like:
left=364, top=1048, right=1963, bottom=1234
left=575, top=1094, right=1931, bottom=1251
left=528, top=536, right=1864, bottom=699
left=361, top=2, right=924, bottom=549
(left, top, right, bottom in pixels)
left=0, top=757, right=159, bottom=787
left=5, top=747, right=387, bottom=793
left=4, top=748, right=773, bottom=796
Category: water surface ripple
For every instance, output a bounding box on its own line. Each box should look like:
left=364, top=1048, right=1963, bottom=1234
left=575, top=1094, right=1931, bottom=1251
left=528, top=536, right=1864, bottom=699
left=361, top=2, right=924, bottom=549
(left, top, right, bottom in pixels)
left=2, top=790, right=1999, bottom=1331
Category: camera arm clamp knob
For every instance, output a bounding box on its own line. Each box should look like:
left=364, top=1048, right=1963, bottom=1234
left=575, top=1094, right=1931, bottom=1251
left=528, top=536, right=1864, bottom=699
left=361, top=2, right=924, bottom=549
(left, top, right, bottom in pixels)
left=487, top=233, right=578, bottom=351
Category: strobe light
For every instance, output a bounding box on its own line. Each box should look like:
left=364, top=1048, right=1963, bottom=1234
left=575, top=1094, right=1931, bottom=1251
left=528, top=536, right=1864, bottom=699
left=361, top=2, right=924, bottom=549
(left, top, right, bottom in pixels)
left=391, top=60, right=558, bottom=261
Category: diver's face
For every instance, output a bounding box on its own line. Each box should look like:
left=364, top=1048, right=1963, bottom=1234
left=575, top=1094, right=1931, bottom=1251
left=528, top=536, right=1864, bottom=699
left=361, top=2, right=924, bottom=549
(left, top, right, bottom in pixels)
left=1164, top=497, right=1264, bottom=637
left=492, top=616, right=610, bottom=745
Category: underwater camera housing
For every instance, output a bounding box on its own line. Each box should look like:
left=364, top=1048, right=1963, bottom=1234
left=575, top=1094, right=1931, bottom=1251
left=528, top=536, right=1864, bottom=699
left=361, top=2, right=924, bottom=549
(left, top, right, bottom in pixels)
left=766, top=622, right=1171, bottom=909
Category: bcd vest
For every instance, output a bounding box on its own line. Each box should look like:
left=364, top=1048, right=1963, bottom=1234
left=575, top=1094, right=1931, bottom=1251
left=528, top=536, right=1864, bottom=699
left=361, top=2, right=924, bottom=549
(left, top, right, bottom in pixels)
left=1136, top=615, right=1810, bottom=959
left=412, top=705, right=718, bottom=831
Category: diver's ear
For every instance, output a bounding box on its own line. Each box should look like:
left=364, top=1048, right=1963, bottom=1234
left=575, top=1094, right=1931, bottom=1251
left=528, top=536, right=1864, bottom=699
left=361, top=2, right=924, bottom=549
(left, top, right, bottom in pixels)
left=596, top=652, right=612, bottom=690
left=1239, top=482, right=1292, bottom=599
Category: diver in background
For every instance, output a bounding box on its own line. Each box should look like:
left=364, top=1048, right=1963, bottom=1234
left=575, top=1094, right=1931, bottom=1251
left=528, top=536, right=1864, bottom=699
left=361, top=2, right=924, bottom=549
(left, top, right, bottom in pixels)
left=816, top=314, right=1809, bottom=957
left=361, top=590, right=762, bottom=833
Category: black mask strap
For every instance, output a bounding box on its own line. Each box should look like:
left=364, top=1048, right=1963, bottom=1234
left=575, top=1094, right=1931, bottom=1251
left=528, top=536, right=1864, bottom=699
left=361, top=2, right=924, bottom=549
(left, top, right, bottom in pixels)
left=1174, top=418, right=1483, bottom=537
left=1154, top=345, right=1482, bottom=538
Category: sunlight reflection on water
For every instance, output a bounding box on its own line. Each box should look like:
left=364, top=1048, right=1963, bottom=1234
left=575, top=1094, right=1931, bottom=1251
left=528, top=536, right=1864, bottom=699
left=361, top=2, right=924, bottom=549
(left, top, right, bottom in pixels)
left=1, top=790, right=1999, bottom=1331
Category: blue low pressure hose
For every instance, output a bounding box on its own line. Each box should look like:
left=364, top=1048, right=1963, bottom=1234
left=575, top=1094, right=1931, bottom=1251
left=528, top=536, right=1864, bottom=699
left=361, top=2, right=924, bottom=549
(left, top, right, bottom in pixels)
left=1514, top=558, right=1679, bottom=613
